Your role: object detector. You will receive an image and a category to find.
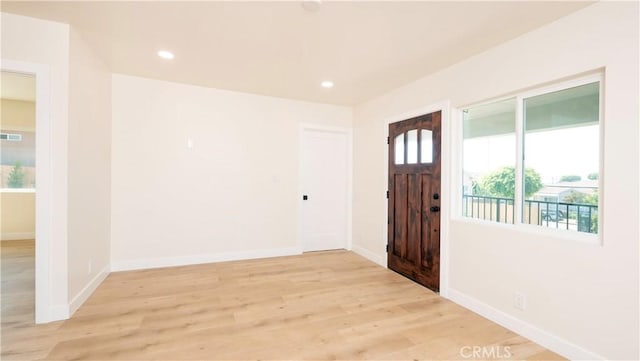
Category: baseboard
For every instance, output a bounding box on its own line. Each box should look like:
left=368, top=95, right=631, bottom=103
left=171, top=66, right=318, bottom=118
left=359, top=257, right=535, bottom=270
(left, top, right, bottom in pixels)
left=446, top=288, right=604, bottom=360
left=111, top=247, right=303, bottom=272
left=68, top=264, right=110, bottom=317
left=1, top=232, right=35, bottom=241
left=352, top=244, right=386, bottom=267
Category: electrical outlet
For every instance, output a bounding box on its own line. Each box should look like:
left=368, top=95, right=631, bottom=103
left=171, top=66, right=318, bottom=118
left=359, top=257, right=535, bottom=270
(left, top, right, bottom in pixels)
left=514, top=291, right=526, bottom=310
left=88, top=260, right=93, bottom=275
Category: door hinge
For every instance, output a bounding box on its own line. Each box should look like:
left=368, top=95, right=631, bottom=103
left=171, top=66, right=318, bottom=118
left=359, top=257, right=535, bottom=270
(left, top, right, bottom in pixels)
left=386, top=190, right=389, bottom=199
left=387, top=136, right=389, bottom=144
left=386, top=244, right=389, bottom=253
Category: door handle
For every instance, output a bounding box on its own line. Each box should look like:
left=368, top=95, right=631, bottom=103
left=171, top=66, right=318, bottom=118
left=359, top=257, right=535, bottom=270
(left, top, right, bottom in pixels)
left=430, top=206, right=440, bottom=212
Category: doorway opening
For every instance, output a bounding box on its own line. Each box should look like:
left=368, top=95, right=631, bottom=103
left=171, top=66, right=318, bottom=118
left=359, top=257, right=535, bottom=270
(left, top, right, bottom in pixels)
left=1, top=71, right=37, bottom=328
left=1, top=60, right=54, bottom=325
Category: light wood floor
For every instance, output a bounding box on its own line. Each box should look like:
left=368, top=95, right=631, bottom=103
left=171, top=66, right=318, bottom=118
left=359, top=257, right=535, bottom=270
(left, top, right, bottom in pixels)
left=1, top=240, right=36, bottom=336
left=1, top=243, right=563, bottom=360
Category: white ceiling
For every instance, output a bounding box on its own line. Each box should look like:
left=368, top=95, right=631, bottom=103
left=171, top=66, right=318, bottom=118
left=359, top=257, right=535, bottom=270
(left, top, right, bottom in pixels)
left=1, top=71, right=36, bottom=102
left=1, top=1, right=594, bottom=105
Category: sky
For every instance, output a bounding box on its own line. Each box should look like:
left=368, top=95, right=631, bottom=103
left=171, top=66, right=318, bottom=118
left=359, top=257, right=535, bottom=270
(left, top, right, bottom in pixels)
left=463, top=125, right=599, bottom=184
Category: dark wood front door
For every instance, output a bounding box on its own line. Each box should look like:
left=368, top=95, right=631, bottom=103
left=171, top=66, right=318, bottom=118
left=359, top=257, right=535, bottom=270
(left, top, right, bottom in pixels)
left=387, top=111, right=441, bottom=292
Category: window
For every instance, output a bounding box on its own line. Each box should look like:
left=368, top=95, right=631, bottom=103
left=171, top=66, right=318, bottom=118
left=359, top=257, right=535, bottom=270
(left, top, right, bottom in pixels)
left=394, top=128, right=434, bottom=165
left=2, top=71, right=36, bottom=190
left=394, top=133, right=405, bottom=164
left=463, top=98, right=517, bottom=223
left=1, top=130, right=35, bottom=189
left=461, top=76, right=601, bottom=235
left=1, top=133, right=23, bottom=141
left=421, top=130, right=433, bottom=163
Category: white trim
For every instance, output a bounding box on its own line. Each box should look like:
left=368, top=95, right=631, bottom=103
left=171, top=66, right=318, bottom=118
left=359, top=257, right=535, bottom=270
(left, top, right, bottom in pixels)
left=382, top=100, right=451, bottom=296
left=459, top=71, right=603, bottom=111
left=515, top=95, right=524, bottom=224
left=1, top=232, right=35, bottom=241
left=0, top=188, right=36, bottom=193
left=2, top=59, right=56, bottom=324
left=68, top=265, right=110, bottom=317
left=450, top=108, right=464, bottom=232
left=347, top=126, right=353, bottom=252
left=518, top=72, right=603, bottom=100
left=111, top=247, right=302, bottom=272
left=596, top=75, right=605, bottom=244
left=352, top=245, right=386, bottom=267
left=439, top=101, right=452, bottom=298
left=49, top=304, right=69, bottom=321
left=298, top=124, right=353, bottom=252
left=447, top=288, right=605, bottom=361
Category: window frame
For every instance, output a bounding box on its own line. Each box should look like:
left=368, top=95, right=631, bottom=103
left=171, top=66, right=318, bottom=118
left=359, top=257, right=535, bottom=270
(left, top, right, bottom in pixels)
left=457, top=73, right=604, bottom=244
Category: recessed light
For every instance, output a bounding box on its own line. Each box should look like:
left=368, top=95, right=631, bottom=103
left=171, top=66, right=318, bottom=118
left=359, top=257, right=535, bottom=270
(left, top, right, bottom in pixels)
left=157, top=50, right=175, bottom=60
left=321, top=81, right=334, bottom=88
left=302, top=0, right=322, bottom=12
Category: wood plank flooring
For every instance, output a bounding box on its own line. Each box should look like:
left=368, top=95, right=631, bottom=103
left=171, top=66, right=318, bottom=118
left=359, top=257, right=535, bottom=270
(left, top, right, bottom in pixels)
left=1, top=243, right=563, bottom=360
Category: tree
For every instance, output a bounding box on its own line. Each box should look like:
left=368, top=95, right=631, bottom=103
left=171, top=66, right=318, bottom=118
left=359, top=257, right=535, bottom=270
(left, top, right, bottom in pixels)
left=476, top=166, right=543, bottom=198
left=583, top=193, right=598, bottom=205
left=560, top=175, right=581, bottom=182
left=7, top=162, right=25, bottom=188
left=587, top=173, right=598, bottom=180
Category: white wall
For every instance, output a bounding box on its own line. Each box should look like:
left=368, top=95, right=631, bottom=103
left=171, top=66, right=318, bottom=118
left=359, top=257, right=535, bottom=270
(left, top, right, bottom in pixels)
left=1, top=192, right=35, bottom=240
left=67, top=29, right=112, bottom=310
left=1, top=12, right=70, bottom=315
left=111, top=74, right=352, bottom=270
left=1, top=99, right=35, bottom=131
left=352, top=2, right=638, bottom=360
left=2, top=12, right=112, bottom=320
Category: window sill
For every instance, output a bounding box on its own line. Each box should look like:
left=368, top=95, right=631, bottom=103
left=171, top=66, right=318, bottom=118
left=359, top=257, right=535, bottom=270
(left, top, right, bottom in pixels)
left=450, top=216, right=601, bottom=246
left=1, top=188, right=36, bottom=193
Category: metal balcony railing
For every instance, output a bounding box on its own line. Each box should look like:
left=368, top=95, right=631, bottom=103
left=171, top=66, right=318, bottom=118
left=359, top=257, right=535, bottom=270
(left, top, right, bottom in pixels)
left=462, top=194, right=598, bottom=234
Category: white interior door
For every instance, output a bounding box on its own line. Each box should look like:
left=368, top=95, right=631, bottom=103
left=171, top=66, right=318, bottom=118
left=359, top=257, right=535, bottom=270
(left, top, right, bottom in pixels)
left=300, top=128, right=349, bottom=252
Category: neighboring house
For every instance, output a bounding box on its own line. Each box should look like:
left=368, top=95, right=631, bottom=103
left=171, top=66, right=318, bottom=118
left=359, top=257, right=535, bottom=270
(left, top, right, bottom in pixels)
left=533, top=179, right=598, bottom=203
left=1, top=130, right=36, bottom=168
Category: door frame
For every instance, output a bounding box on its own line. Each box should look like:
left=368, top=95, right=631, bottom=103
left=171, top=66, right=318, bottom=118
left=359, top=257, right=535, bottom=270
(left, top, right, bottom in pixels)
left=383, top=101, right=451, bottom=297
left=2, top=59, right=57, bottom=323
left=298, top=124, right=353, bottom=253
